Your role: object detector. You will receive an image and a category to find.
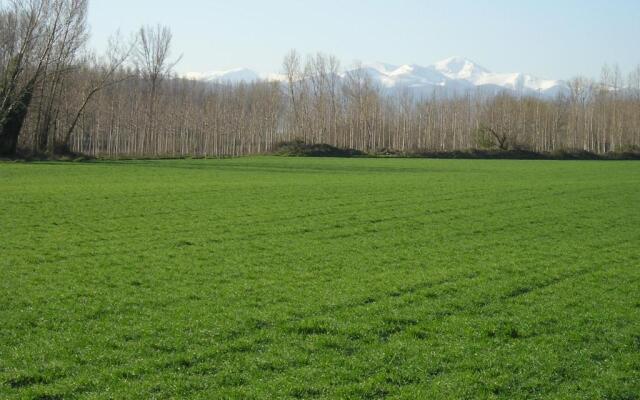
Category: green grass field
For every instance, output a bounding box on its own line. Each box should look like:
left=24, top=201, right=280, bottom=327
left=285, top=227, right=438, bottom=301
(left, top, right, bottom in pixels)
left=1, top=157, right=639, bottom=399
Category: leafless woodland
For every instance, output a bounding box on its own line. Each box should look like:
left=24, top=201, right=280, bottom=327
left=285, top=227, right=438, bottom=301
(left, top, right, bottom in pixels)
left=2, top=0, right=640, bottom=158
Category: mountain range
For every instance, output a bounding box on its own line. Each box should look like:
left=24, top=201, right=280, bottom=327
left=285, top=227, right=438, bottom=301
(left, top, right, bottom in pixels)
left=185, top=57, right=569, bottom=98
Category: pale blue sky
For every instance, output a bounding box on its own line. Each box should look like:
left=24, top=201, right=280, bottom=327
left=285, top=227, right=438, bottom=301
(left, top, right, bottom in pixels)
left=88, top=0, right=640, bottom=80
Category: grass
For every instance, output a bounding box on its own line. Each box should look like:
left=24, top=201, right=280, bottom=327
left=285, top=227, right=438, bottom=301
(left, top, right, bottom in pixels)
left=1, top=157, right=639, bottom=399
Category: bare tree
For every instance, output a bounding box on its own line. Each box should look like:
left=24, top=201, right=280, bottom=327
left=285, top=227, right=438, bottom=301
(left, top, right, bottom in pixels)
left=0, top=0, right=88, bottom=156
left=134, top=24, right=181, bottom=153
left=59, top=31, right=133, bottom=153
left=33, top=0, right=89, bottom=153
left=0, top=0, right=51, bottom=155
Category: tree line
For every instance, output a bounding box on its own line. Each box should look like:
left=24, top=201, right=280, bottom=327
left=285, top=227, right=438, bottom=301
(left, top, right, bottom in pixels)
left=2, top=0, right=639, bottom=158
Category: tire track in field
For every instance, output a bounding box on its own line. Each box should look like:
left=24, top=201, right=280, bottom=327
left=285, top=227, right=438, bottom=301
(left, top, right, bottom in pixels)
left=307, top=233, right=637, bottom=348
left=4, top=185, right=611, bottom=269
left=4, top=185, right=543, bottom=264
left=126, top=255, right=610, bottom=387
left=4, top=184, right=496, bottom=256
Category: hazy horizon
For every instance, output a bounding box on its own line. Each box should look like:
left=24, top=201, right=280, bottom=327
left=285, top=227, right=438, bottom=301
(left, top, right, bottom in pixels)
left=87, top=0, right=640, bottom=80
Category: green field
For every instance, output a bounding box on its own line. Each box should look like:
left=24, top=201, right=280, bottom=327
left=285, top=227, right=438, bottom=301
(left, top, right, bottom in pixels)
left=1, top=157, right=639, bottom=399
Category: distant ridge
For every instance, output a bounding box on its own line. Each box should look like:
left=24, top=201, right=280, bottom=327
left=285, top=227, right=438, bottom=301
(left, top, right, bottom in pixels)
left=185, top=57, right=569, bottom=97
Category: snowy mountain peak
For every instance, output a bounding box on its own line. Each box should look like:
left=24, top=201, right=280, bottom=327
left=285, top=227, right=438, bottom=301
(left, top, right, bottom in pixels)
left=434, top=56, right=490, bottom=80
left=391, top=64, right=416, bottom=76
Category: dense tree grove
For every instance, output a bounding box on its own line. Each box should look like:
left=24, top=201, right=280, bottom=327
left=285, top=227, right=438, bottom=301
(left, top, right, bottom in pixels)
left=2, top=0, right=639, bottom=158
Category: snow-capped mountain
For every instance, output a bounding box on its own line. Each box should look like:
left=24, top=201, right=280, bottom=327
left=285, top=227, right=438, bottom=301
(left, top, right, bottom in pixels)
left=185, top=57, right=568, bottom=97
left=355, top=57, right=567, bottom=97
